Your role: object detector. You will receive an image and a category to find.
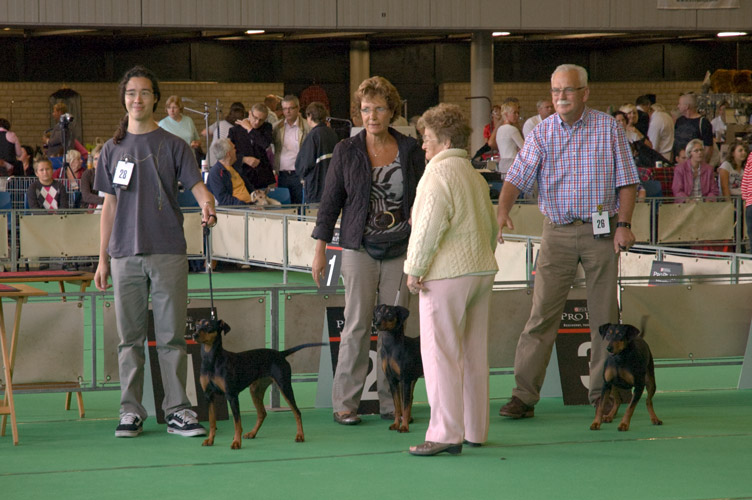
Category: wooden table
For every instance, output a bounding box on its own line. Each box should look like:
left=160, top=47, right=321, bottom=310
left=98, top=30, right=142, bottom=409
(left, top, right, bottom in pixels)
left=0, top=271, right=92, bottom=418
left=0, top=284, right=48, bottom=445
left=0, top=271, right=94, bottom=302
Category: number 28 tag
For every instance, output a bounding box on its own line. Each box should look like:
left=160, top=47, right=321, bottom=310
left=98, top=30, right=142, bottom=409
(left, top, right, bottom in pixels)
left=113, top=160, right=134, bottom=189
left=592, top=210, right=610, bottom=237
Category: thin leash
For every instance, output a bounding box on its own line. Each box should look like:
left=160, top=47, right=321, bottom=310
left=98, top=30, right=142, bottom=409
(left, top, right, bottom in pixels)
left=617, top=250, right=623, bottom=325
left=394, top=272, right=406, bottom=348
left=203, top=225, right=217, bottom=321
left=394, top=272, right=404, bottom=307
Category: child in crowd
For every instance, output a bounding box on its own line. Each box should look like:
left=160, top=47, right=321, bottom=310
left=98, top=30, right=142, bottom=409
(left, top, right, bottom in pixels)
left=27, top=157, right=68, bottom=210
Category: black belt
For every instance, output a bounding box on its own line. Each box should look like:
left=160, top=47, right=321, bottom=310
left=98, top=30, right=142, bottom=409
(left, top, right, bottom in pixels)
left=368, top=209, right=406, bottom=230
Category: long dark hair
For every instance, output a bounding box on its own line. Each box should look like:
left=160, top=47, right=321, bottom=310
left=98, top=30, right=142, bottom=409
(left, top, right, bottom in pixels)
left=113, top=65, right=161, bottom=144
left=225, top=102, right=246, bottom=125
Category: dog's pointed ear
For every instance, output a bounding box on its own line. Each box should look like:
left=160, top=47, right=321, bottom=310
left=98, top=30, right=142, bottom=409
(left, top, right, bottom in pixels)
left=626, top=324, right=640, bottom=341
left=397, top=305, right=410, bottom=323
left=598, top=323, right=611, bottom=338
left=219, top=320, right=231, bottom=335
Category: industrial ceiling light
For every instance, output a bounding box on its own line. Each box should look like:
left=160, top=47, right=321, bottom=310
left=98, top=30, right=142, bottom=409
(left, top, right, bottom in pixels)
left=717, top=32, right=747, bottom=37
left=492, top=32, right=511, bottom=37
left=245, top=29, right=265, bottom=35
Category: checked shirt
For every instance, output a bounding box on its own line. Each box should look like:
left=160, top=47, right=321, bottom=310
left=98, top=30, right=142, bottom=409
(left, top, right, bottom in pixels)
left=505, top=108, right=639, bottom=225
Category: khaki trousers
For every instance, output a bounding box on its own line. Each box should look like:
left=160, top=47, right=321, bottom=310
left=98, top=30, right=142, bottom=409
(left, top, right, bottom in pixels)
left=511, top=219, right=619, bottom=406
left=332, top=248, right=407, bottom=414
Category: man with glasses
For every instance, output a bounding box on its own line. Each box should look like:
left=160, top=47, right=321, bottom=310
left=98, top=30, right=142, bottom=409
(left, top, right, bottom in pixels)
left=273, top=95, right=310, bottom=204
left=496, top=64, right=639, bottom=420
left=674, top=92, right=713, bottom=163
left=229, top=103, right=276, bottom=190
left=94, top=66, right=216, bottom=438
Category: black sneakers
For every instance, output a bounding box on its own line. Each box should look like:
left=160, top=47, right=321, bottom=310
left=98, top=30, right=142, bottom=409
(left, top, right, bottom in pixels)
left=165, top=409, right=207, bottom=437
left=115, top=413, right=144, bottom=438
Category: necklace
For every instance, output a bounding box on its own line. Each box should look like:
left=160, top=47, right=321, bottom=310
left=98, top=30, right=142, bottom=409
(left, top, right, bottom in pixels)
left=370, top=141, right=386, bottom=157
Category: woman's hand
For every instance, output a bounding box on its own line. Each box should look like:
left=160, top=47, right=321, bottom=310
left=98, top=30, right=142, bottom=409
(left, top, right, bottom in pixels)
left=407, top=275, right=426, bottom=294
left=236, top=119, right=252, bottom=132
left=243, top=156, right=260, bottom=168
left=311, top=240, right=327, bottom=287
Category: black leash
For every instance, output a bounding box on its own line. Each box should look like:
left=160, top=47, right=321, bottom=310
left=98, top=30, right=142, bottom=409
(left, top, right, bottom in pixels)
left=203, top=225, right=216, bottom=321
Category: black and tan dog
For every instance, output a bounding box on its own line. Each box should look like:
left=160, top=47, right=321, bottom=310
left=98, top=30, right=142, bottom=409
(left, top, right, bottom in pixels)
left=373, top=304, right=423, bottom=433
left=192, top=318, right=324, bottom=449
left=590, top=322, right=663, bottom=432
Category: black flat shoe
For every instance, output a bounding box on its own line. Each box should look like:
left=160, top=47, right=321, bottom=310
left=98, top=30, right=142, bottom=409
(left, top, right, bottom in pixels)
left=409, top=441, right=462, bottom=456
left=463, top=440, right=482, bottom=447
left=333, top=411, right=362, bottom=425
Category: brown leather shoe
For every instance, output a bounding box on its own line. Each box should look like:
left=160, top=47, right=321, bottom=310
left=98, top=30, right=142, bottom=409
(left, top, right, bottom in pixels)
left=333, top=411, right=362, bottom=425
left=499, top=396, right=535, bottom=419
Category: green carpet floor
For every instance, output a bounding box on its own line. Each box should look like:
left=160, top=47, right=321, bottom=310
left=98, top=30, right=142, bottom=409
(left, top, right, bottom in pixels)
left=2, top=269, right=751, bottom=499
left=2, top=370, right=751, bottom=500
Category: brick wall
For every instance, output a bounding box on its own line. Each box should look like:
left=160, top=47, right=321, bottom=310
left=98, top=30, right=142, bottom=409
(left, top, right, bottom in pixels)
left=1, top=79, right=703, bottom=151
left=440, top=81, right=704, bottom=122
left=0, top=82, right=284, bottom=150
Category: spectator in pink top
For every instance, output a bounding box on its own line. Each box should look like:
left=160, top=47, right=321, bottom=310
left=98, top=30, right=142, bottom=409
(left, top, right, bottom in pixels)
left=672, top=139, right=718, bottom=202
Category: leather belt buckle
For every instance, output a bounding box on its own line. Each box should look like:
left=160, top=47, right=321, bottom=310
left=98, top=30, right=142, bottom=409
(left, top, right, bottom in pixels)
left=373, top=211, right=396, bottom=230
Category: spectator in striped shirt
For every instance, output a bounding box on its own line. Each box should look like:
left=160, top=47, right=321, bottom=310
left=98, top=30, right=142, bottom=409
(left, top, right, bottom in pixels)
left=497, top=64, right=640, bottom=420
left=740, top=149, right=752, bottom=253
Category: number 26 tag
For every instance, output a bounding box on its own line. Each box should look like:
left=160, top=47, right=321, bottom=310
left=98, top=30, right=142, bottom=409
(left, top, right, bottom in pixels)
left=113, top=160, right=134, bottom=189
left=592, top=211, right=610, bottom=237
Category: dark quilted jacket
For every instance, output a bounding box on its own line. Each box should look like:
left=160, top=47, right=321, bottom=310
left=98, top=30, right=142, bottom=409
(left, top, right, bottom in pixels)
left=312, top=128, right=425, bottom=249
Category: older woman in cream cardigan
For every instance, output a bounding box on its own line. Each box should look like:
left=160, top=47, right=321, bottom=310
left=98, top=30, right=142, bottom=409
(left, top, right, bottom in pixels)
left=405, top=103, right=499, bottom=456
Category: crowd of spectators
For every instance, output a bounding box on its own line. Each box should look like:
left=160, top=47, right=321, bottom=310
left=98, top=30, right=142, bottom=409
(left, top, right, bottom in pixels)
left=1, top=85, right=750, bottom=249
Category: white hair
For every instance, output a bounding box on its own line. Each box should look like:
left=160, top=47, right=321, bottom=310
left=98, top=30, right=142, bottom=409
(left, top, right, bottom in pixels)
left=210, top=138, right=233, bottom=162
left=551, top=64, right=588, bottom=87
left=651, top=103, right=666, bottom=112
left=680, top=93, right=697, bottom=110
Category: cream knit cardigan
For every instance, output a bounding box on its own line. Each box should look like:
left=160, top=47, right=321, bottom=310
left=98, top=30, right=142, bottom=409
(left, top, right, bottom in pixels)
left=404, top=148, right=499, bottom=281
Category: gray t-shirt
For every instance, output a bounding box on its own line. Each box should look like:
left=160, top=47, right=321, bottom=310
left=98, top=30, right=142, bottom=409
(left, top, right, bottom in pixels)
left=94, top=127, right=202, bottom=258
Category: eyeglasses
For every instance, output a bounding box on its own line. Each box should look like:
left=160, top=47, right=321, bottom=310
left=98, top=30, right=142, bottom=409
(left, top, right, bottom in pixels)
left=361, top=106, right=389, bottom=115
left=125, top=90, right=154, bottom=99
left=550, top=87, right=585, bottom=95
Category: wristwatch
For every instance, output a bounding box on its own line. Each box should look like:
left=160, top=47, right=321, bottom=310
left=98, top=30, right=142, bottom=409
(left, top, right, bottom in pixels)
left=616, top=222, right=631, bottom=229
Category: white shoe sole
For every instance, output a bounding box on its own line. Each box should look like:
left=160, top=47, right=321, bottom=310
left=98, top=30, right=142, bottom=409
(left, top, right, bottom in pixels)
left=115, top=428, right=143, bottom=438
left=167, top=427, right=207, bottom=437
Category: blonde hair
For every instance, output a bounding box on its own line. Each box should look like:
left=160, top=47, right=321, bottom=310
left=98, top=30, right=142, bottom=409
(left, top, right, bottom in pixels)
left=66, top=149, right=81, bottom=164
left=165, top=95, right=183, bottom=112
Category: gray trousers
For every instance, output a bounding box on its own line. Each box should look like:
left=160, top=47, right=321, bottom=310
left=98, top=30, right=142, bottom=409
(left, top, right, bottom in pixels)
left=511, top=219, right=619, bottom=406
left=111, top=254, right=190, bottom=420
left=332, top=248, right=408, bottom=414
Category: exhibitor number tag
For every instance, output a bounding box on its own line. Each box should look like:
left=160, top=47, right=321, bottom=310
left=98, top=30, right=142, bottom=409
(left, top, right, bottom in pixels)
left=592, top=211, right=610, bottom=237
left=113, top=160, right=134, bottom=189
